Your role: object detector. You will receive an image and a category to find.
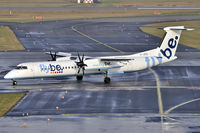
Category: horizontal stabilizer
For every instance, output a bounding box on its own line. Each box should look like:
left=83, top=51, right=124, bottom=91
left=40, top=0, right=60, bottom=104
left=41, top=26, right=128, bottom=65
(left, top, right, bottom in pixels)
left=163, top=26, right=194, bottom=31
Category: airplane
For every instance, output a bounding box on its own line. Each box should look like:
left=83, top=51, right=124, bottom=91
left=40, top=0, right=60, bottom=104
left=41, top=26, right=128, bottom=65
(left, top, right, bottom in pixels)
left=4, top=26, right=193, bottom=85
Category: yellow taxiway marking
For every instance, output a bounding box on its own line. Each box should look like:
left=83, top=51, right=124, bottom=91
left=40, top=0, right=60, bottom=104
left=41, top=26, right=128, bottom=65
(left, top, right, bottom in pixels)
left=71, top=23, right=123, bottom=53
left=149, top=68, right=163, bottom=114
left=149, top=68, right=164, bottom=133
left=165, top=98, right=200, bottom=115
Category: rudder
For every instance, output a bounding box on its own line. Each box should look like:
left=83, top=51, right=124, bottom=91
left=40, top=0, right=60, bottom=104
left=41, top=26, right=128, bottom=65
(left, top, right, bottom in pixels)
left=159, top=26, right=185, bottom=59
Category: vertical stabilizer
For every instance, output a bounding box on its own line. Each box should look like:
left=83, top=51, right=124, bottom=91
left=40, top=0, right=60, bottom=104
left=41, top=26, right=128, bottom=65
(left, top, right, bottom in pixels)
left=159, top=26, right=193, bottom=59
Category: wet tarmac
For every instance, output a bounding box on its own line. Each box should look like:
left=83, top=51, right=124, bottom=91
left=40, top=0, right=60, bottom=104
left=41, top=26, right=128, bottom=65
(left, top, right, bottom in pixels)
left=1, top=52, right=200, bottom=132
left=1, top=15, right=200, bottom=132
left=4, top=86, right=200, bottom=116
left=1, top=114, right=200, bottom=133
left=1, top=15, right=200, bottom=52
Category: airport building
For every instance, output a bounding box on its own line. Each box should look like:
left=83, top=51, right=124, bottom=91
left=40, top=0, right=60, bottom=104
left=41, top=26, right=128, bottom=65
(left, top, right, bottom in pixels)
left=78, top=0, right=98, bottom=4
left=83, top=0, right=93, bottom=3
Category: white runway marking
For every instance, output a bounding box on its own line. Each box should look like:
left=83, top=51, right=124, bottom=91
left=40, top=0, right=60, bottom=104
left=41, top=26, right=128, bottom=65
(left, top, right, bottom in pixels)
left=138, top=7, right=200, bottom=10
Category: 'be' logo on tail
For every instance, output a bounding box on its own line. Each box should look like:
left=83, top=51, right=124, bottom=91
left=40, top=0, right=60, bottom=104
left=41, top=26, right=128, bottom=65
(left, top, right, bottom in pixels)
left=160, top=36, right=178, bottom=59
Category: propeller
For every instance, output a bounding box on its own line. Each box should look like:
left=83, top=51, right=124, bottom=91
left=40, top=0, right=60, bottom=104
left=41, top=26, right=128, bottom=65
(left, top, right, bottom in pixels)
left=49, top=51, right=57, bottom=61
left=76, top=53, right=87, bottom=75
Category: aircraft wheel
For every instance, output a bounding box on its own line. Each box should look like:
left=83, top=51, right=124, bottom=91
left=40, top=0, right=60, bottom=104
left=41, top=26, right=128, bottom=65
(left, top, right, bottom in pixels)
left=76, top=75, right=83, bottom=81
left=104, top=77, right=111, bottom=84
left=13, top=80, right=17, bottom=86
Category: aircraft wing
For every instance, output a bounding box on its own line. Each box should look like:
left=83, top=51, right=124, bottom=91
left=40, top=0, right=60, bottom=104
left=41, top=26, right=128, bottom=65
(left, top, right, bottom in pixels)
left=98, top=56, right=162, bottom=61
left=84, top=55, right=162, bottom=73
left=100, top=58, right=132, bottom=61
left=87, top=56, right=162, bottom=61
left=85, top=65, right=122, bottom=71
left=46, top=52, right=162, bottom=61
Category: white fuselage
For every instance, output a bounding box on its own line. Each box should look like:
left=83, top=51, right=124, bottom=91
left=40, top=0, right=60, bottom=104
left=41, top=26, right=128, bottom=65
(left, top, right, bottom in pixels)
left=4, top=49, right=176, bottom=80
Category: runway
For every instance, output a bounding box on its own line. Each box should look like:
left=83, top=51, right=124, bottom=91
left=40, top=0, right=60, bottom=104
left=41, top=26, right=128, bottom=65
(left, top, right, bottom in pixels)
left=1, top=15, right=200, bottom=132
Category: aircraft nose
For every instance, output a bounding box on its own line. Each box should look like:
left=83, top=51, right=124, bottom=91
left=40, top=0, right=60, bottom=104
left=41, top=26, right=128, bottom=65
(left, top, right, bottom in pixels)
left=4, top=71, right=13, bottom=79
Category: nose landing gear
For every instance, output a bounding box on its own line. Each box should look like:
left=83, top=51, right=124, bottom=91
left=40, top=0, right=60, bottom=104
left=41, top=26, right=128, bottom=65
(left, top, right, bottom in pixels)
left=12, top=80, right=17, bottom=86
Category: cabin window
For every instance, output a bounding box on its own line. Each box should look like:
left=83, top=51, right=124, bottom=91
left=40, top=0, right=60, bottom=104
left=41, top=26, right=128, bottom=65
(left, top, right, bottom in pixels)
left=72, top=66, right=73, bottom=69
left=65, top=67, right=67, bottom=69
left=15, top=66, right=28, bottom=70
left=68, top=66, right=70, bottom=69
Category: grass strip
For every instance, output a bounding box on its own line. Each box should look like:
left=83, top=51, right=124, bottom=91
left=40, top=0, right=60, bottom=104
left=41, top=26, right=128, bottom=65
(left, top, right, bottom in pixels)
left=0, top=93, right=27, bottom=117
left=0, top=10, right=199, bottom=22
left=140, top=21, right=200, bottom=49
left=1, top=0, right=200, bottom=7
left=0, top=26, right=24, bottom=51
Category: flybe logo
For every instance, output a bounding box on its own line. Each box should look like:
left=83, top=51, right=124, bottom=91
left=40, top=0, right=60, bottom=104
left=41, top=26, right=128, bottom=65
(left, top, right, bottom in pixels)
left=160, top=36, right=178, bottom=59
left=40, top=64, right=64, bottom=74
left=145, top=53, right=162, bottom=68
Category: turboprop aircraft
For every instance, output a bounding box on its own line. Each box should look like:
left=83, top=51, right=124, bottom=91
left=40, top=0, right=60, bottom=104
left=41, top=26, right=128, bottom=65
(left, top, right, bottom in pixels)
left=4, top=26, right=193, bottom=85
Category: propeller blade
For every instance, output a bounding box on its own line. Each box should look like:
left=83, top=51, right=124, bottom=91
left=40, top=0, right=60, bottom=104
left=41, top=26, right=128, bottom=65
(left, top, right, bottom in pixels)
left=78, top=52, right=81, bottom=62
left=76, top=52, right=87, bottom=75
left=54, top=52, right=57, bottom=61
left=81, top=54, right=84, bottom=62
left=82, top=67, right=85, bottom=75
left=49, top=51, right=57, bottom=61
left=50, top=51, right=53, bottom=59
left=78, top=68, right=81, bottom=73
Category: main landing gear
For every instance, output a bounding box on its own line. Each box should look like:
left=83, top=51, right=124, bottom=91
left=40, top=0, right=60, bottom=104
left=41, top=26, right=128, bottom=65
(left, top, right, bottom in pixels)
left=104, top=71, right=110, bottom=84
left=13, top=80, right=17, bottom=86
left=104, top=77, right=110, bottom=84
left=76, top=75, right=83, bottom=81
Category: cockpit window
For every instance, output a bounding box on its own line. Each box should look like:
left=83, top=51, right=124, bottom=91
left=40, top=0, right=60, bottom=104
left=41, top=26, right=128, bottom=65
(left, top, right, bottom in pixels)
left=15, top=66, right=28, bottom=70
